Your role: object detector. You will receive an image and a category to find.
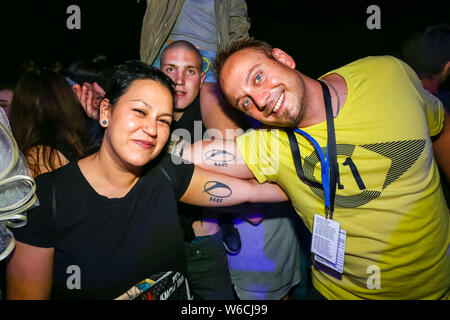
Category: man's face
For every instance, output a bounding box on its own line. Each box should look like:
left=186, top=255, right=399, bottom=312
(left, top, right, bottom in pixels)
left=220, top=48, right=306, bottom=127
left=160, top=47, right=205, bottom=111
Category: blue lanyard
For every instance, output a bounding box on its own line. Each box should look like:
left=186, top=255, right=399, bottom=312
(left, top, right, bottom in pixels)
left=289, top=80, right=338, bottom=219
left=293, top=128, right=331, bottom=211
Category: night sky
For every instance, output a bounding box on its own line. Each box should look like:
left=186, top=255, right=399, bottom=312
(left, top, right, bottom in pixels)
left=0, top=0, right=449, bottom=83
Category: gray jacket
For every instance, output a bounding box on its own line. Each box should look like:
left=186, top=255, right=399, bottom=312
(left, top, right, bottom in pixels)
left=140, top=0, right=250, bottom=65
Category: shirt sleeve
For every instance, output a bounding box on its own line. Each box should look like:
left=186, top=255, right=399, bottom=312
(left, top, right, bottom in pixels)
left=11, top=172, right=55, bottom=248
left=236, top=129, right=278, bottom=184
left=159, top=155, right=195, bottom=200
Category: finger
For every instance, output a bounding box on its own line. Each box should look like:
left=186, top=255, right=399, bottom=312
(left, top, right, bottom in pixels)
left=93, top=82, right=106, bottom=97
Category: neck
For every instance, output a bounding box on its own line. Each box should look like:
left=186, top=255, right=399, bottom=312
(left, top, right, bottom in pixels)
left=173, top=110, right=184, bottom=122
left=297, top=73, right=347, bottom=128
left=79, top=143, right=141, bottom=198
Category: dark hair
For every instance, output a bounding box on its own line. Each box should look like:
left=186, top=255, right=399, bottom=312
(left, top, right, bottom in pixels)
left=105, top=60, right=176, bottom=107
left=401, top=23, right=450, bottom=78
left=65, top=55, right=112, bottom=88
left=214, top=38, right=274, bottom=86
left=9, top=67, right=90, bottom=174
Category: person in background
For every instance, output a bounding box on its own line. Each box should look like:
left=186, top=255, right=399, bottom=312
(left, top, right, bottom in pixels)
left=401, top=23, right=450, bottom=209
left=9, top=66, right=91, bottom=178
left=401, top=23, right=450, bottom=111
left=66, top=56, right=112, bottom=151
left=0, top=82, right=14, bottom=119
left=140, top=0, right=252, bottom=253
left=159, top=40, right=235, bottom=299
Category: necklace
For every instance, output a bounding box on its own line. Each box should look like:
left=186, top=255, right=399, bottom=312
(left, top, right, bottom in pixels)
left=319, top=79, right=341, bottom=118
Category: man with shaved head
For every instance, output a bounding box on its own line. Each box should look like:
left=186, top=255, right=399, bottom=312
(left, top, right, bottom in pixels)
left=159, top=40, right=236, bottom=300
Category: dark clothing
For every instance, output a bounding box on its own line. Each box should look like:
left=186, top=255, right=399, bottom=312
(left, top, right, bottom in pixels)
left=185, top=231, right=235, bottom=300
left=171, top=97, right=206, bottom=243
left=171, top=98, right=234, bottom=299
left=12, top=155, right=194, bottom=300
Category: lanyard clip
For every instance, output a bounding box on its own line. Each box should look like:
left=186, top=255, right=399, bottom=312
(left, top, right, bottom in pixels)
left=325, top=206, right=334, bottom=220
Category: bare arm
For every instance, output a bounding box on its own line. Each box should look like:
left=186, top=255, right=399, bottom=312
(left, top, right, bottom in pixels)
left=170, top=136, right=255, bottom=179
left=199, top=83, right=247, bottom=138
left=6, top=241, right=54, bottom=299
left=432, top=110, right=450, bottom=183
left=180, top=166, right=288, bottom=207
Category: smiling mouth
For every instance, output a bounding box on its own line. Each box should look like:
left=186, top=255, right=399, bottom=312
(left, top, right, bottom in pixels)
left=134, top=140, right=155, bottom=150
left=272, top=92, right=284, bottom=114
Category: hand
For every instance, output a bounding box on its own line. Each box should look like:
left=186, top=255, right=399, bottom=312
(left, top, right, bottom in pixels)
left=72, top=82, right=105, bottom=120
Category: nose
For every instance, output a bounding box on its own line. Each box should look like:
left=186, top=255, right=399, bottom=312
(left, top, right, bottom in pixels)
left=143, top=117, right=157, bottom=137
left=174, top=70, right=185, bottom=86
left=253, top=90, right=271, bottom=111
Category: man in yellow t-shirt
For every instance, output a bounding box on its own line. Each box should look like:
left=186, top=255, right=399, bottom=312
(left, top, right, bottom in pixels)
left=172, top=38, right=450, bottom=299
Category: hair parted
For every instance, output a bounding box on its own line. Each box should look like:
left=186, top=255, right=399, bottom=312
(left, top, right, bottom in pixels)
left=214, top=38, right=274, bottom=86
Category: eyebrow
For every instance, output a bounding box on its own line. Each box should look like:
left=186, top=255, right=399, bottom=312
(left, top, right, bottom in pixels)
left=130, top=99, right=173, bottom=118
left=234, top=63, right=262, bottom=107
left=162, top=63, right=200, bottom=69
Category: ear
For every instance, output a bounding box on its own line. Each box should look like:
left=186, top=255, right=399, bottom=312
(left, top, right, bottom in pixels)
left=199, top=71, right=206, bottom=88
left=441, top=61, right=450, bottom=82
left=272, top=48, right=296, bottom=69
left=99, top=98, right=112, bottom=127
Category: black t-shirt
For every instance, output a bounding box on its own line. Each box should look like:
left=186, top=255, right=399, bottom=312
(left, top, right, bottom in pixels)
left=12, top=155, right=194, bottom=299
left=170, top=98, right=206, bottom=242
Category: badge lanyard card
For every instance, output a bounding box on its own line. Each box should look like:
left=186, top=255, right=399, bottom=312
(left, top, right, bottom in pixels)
left=290, top=81, right=346, bottom=280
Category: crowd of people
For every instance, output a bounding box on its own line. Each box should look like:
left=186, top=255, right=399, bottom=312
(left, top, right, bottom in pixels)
left=0, top=1, right=449, bottom=300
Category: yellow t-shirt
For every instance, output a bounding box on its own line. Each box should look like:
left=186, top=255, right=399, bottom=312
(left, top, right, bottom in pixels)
left=236, top=56, right=450, bottom=300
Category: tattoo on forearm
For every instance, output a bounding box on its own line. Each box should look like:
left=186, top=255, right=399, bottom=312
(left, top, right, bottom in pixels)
left=204, top=149, right=235, bottom=168
left=203, top=181, right=232, bottom=203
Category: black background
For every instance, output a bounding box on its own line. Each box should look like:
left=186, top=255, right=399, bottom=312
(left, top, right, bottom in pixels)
left=0, top=0, right=449, bottom=82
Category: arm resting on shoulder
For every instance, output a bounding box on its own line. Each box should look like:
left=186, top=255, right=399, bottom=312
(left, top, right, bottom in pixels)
left=6, top=241, right=54, bottom=299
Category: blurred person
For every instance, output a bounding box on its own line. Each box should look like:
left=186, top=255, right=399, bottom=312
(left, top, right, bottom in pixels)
left=0, top=83, right=14, bottom=118
left=9, top=67, right=91, bottom=178
left=66, top=56, right=112, bottom=150
left=401, top=23, right=450, bottom=110
left=401, top=23, right=450, bottom=208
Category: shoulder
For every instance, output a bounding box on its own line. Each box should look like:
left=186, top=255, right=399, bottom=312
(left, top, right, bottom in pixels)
left=25, top=145, right=70, bottom=178
left=340, top=56, right=410, bottom=76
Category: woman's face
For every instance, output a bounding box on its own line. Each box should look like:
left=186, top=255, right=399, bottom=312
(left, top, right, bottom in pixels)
left=101, top=79, right=173, bottom=169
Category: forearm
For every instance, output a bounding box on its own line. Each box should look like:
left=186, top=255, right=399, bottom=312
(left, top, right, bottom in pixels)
left=169, top=135, right=254, bottom=179
left=180, top=167, right=288, bottom=207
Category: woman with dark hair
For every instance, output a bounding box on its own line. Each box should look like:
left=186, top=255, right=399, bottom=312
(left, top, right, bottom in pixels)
left=5, top=61, right=287, bottom=300
left=9, top=67, right=90, bottom=177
